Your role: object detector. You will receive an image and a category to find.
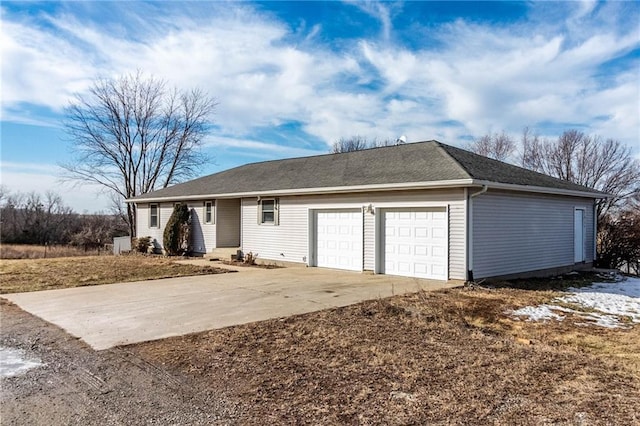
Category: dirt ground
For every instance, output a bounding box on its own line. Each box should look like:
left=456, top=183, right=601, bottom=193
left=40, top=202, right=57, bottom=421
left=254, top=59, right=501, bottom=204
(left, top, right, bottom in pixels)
left=2, top=286, right=639, bottom=425
left=0, top=299, right=241, bottom=425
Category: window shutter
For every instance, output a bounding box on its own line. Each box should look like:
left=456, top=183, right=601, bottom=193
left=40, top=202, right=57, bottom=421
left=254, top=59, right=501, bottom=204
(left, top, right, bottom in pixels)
left=274, top=198, right=279, bottom=226
left=257, top=199, right=262, bottom=225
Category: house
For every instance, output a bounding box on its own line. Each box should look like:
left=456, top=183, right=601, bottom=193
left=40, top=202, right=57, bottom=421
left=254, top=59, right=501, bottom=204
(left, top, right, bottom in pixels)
left=128, top=140, right=606, bottom=281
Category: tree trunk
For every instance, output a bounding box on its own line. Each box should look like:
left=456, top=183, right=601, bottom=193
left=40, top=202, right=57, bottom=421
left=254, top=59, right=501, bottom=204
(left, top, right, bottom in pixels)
left=127, top=203, right=136, bottom=238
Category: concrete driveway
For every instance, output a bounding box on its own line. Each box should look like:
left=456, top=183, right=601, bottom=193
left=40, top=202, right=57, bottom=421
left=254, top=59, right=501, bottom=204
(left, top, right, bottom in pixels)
left=3, top=265, right=458, bottom=350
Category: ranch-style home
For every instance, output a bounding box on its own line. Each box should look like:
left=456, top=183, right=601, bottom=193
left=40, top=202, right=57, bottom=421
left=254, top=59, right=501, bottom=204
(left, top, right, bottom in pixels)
left=128, top=140, right=606, bottom=281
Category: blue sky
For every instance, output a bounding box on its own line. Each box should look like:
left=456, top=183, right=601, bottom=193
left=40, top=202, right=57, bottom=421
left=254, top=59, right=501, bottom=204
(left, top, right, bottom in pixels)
left=1, top=0, right=639, bottom=212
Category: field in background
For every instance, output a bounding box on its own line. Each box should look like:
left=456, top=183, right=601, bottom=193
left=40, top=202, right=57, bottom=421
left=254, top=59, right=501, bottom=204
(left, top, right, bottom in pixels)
left=0, top=255, right=232, bottom=294
left=0, top=244, right=108, bottom=259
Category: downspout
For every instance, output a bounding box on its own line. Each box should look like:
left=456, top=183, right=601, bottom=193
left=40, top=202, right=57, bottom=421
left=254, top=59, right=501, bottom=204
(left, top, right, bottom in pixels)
left=593, top=199, right=598, bottom=265
left=467, top=185, right=488, bottom=283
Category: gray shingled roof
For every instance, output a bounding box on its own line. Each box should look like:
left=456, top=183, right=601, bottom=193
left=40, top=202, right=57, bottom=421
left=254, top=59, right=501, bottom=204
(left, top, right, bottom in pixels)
left=131, top=140, right=603, bottom=201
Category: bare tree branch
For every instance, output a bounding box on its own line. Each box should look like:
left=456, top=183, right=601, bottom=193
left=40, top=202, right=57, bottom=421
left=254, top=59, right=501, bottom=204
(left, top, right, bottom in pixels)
left=60, top=71, right=217, bottom=236
left=468, top=131, right=516, bottom=161
left=331, top=135, right=395, bottom=153
left=520, top=129, right=640, bottom=219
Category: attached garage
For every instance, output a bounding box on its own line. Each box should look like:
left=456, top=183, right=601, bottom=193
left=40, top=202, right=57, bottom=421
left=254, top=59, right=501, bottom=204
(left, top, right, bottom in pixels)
left=314, top=209, right=363, bottom=271
left=133, top=141, right=604, bottom=282
left=380, top=208, right=448, bottom=280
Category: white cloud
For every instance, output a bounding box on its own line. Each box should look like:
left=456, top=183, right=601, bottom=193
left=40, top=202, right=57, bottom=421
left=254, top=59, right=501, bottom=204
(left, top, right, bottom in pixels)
left=204, top=136, right=323, bottom=158
left=0, top=18, right=95, bottom=112
left=1, top=1, right=638, bottom=155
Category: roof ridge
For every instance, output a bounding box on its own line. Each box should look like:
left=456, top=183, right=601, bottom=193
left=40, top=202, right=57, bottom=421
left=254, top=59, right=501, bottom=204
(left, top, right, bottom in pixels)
left=433, top=141, right=473, bottom=179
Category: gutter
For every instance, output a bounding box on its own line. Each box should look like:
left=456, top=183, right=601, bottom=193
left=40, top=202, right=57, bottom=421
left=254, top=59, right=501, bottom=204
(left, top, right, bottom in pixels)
left=126, top=178, right=607, bottom=204
left=471, top=180, right=608, bottom=199
left=125, top=179, right=477, bottom=203
left=466, top=185, right=488, bottom=283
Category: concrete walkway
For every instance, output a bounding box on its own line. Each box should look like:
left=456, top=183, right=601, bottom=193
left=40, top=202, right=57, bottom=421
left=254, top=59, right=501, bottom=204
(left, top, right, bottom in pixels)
left=3, top=266, right=459, bottom=350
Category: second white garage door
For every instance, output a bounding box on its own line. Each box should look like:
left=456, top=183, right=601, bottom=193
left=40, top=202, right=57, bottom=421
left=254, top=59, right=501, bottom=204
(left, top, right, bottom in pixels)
left=315, top=209, right=362, bottom=271
left=382, top=208, right=448, bottom=280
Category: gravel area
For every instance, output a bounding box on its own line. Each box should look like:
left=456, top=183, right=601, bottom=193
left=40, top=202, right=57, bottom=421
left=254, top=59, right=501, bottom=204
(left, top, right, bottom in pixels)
left=0, top=299, right=240, bottom=425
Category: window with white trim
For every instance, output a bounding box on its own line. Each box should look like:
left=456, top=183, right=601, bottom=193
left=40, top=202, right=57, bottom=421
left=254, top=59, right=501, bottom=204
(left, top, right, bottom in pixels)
left=204, top=201, right=214, bottom=224
left=149, top=203, right=159, bottom=228
left=259, top=198, right=278, bottom=225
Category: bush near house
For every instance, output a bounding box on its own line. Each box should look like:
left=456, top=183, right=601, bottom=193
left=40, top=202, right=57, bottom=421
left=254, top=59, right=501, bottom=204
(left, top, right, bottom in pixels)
left=163, top=204, right=192, bottom=256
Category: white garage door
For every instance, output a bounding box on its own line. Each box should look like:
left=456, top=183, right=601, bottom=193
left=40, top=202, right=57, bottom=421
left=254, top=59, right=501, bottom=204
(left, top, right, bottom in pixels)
left=383, top=208, right=448, bottom=280
left=315, top=210, right=362, bottom=271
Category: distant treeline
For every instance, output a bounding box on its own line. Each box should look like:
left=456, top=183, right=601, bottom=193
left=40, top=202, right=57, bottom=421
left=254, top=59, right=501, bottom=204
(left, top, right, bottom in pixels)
left=0, top=188, right=128, bottom=247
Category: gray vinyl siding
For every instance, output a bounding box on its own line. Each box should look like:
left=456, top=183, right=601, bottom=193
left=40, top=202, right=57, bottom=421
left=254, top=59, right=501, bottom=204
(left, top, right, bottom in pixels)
left=216, top=199, right=241, bottom=247
left=136, top=201, right=216, bottom=253
left=363, top=211, right=375, bottom=271
left=135, top=202, right=174, bottom=250
left=472, top=190, right=595, bottom=279
left=241, top=188, right=467, bottom=280
left=242, top=197, right=309, bottom=263
left=188, top=202, right=206, bottom=253
left=200, top=202, right=216, bottom=252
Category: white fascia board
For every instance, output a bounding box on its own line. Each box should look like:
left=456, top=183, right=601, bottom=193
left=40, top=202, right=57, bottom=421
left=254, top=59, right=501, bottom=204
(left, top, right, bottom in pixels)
left=125, top=179, right=477, bottom=203
left=474, top=180, right=608, bottom=199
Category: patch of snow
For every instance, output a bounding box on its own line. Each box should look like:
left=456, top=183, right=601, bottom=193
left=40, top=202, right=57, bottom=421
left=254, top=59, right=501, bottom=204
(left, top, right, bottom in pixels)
left=507, top=276, right=640, bottom=329
left=0, top=346, right=44, bottom=378
left=557, top=292, right=640, bottom=324
left=574, top=311, right=627, bottom=329
left=568, top=277, right=640, bottom=297
left=510, top=305, right=565, bottom=322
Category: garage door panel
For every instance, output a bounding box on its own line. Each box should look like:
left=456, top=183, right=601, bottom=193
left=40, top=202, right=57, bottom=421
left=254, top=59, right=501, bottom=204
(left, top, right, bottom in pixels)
left=432, top=211, right=447, bottom=220
left=415, top=263, right=428, bottom=274
left=433, top=227, right=446, bottom=238
left=383, top=208, right=448, bottom=280
left=433, top=245, right=446, bottom=257
left=414, top=245, right=428, bottom=256
left=316, top=210, right=362, bottom=271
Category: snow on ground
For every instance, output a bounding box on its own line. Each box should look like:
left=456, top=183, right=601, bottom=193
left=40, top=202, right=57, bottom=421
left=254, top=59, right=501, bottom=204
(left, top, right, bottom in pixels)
left=510, top=305, right=565, bottom=322
left=509, top=276, right=640, bottom=329
left=0, top=346, right=44, bottom=377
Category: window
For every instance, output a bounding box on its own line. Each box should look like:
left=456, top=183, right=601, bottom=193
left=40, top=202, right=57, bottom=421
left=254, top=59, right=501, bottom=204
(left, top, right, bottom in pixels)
left=204, top=201, right=214, bottom=224
left=259, top=198, right=278, bottom=225
left=149, top=204, right=159, bottom=228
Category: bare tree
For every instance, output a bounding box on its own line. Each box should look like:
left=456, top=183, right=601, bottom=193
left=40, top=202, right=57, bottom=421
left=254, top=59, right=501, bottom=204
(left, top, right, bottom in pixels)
left=468, top=131, right=516, bottom=161
left=331, top=135, right=370, bottom=153
left=61, top=72, right=217, bottom=236
left=331, top=135, right=395, bottom=153
left=598, top=207, right=640, bottom=272
left=0, top=190, right=74, bottom=244
left=521, top=129, right=640, bottom=218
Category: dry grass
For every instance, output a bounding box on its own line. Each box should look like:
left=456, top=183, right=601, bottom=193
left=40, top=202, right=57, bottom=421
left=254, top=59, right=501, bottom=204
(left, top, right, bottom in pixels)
left=134, top=286, right=640, bottom=424
left=0, top=254, right=232, bottom=294
left=0, top=243, right=107, bottom=259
